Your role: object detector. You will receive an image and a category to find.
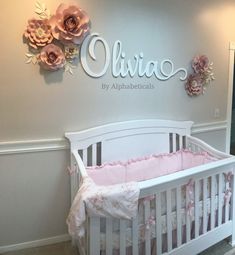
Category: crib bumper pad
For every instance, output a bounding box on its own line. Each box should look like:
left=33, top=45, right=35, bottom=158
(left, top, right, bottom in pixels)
left=66, top=176, right=140, bottom=238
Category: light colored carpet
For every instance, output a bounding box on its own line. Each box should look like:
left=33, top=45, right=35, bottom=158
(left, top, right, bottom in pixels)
left=225, top=248, right=235, bottom=255
left=199, top=239, right=232, bottom=255
left=1, top=242, right=77, bottom=255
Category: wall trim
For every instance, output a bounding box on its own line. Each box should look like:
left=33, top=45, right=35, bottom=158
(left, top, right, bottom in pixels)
left=0, top=234, right=71, bottom=253
left=226, top=42, right=235, bottom=154
left=0, top=121, right=227, bottom=155
left=191, top=121, right=227, bottom=135
left=0, top=138, right=68, bottom=155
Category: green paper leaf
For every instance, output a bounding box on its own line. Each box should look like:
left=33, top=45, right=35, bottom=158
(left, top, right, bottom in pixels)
left=41, top=3, right=46, bottom=10
left=25, top=53, right=33, bottom=57
left=32, top=57, right=38, bottom=65
left=35, top=1, right=42, bottom=9
left=26, top=59, right=32, bottom=64
left=69, top=68, right=73, bottom=75
left=65, top=65, right=69, bottom=72
left=35, top=8, right=43, bottom=14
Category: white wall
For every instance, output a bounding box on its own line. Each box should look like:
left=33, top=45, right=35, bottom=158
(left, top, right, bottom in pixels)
left=0, top=0, right=234, bottom=249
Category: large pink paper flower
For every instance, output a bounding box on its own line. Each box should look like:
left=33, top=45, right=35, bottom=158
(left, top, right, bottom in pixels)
left=49, top=4, right=90, bottom=45
left=185, top=74, right=204, bottom=96
left=39, top=44, right=65, bottom=71
left=24, top=19, right=54, bottom=49
left=192, top=55, right=209, bottom=74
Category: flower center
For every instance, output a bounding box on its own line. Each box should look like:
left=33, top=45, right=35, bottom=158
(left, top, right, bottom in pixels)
left=64, top=15, right=78, bottom=32
left=36, top=27, right=46, bottom=38
left=191, top=80, right=198, bottom=87
left=47, top=52, right=57, bottom=63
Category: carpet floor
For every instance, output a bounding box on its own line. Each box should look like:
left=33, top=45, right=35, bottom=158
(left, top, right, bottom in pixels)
left=1, top=240, right=235, bottom=255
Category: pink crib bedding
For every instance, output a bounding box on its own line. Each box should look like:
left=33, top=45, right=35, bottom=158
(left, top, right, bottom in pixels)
left=67, top=149, right=218, bottom=239
left=86, top=149, right=217, bottom=185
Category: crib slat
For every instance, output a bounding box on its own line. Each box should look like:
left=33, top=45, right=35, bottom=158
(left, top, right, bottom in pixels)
left=166, top=189, right=172, bottom=252
left=176, top=186, right=182, bottom=247
left=144, top=200, right=151, bottom=255
left=195, top=179, right=199, bottom=238
left=155, top=193, right=162, bottom=255
left=179, top=135, right=183, bottom=150
left=218, top=173, right=222, bottom=226
left=83, top=149, right=88, bottom=167
left=225, top=180, right=230, bottom=222
left=211, top=175, right=215, bottom=230
left=132, top=216, right=139, bottom=255
left=106, top=218, right=112, bottom=255
left=203, top=178, right=207, bottom=234
left=92, top=144, right=97, bottom=166
left=89, top=217, right=100, bottom=255
left=172, top=133, right=177, bottom=152
left=120, top=220, right=126, bottom=255
left=70, top=155, right=78, bottom=203
left=186, top=184, right=191, bottom=243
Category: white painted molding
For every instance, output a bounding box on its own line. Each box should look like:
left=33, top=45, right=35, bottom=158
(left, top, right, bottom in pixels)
left=229, top=42, right=235, bottom=50
left=226, top=42, right=235, bottom=154
left=0, top=234, right=71, bottom=253
left=0, top=138, right=68, bottom=155
left=191, top=121, right=227, bottom=135
left=0, top=121, right=227, bottom=155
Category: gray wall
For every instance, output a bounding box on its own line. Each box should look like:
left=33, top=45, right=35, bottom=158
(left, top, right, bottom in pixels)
left=0, top=0, right=234, bottom=248
left=0, top=151, right=70, bottom=246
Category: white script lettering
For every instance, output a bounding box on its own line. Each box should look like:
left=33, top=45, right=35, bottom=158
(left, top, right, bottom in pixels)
left=81, top=33, right=187, bottom=80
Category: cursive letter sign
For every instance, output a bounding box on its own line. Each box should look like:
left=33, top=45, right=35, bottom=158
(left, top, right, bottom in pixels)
left=81, top=33, right=187, bottom=81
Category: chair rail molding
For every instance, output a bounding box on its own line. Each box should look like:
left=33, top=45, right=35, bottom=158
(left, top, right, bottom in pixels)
left=0, top=121, right=227, bottom=155
left=0, top=138, right=68, bottom=155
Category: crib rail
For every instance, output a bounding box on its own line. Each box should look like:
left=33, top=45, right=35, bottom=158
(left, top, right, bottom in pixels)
left=186, top=135, right=231, bottom=159
left=84, top=159, right=235, bottom=255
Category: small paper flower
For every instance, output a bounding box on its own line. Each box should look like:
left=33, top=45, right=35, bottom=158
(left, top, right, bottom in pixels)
left=39, top=44, right=65, bottom=71
left=24, top=19, right=53, bottom=49
left=49, top=3, right=90, bottom=45
left=192, top=55, right=209, bottom=74
left=185, top=74, right=203, bottom=96
left=185, top=54, right=215, bottom=96
left=64, top=44, right=79, bottom=60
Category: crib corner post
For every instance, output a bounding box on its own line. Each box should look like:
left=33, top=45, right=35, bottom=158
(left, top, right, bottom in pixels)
left=230, top=171, right=235, bottom=247
left=70, top=152, right=79, bottom=204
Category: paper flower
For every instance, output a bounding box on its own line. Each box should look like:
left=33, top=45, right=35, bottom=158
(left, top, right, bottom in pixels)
left=49, top=3, right=90, bottom=45
left=24, top=19, right=53, bottom=49
left=24, top=2, right=91, bottom=74
left=39, top=44, right=65, bottom=71
left=64, top=44, right=79, bottom=59
left=185, top=74, right=204, bottom=96
left=192, top=55, right=209, bottom=74
left=185, top=55, right=215, bottom=96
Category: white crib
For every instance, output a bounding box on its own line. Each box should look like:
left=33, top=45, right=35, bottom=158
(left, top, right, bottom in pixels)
left=65, top=119, right=235, bottom=255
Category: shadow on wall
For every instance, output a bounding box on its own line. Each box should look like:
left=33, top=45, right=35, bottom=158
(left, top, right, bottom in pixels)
left=40, top=68, right=64, bottom=84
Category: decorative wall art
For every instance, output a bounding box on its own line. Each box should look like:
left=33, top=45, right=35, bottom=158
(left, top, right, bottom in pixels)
left=185, top=55, right=215, bottom=96
left=24, top=2, right=90, bottom=74
left=23, top=2, right=188, bottom=81
left=24, top=1, right=215, bottom=96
